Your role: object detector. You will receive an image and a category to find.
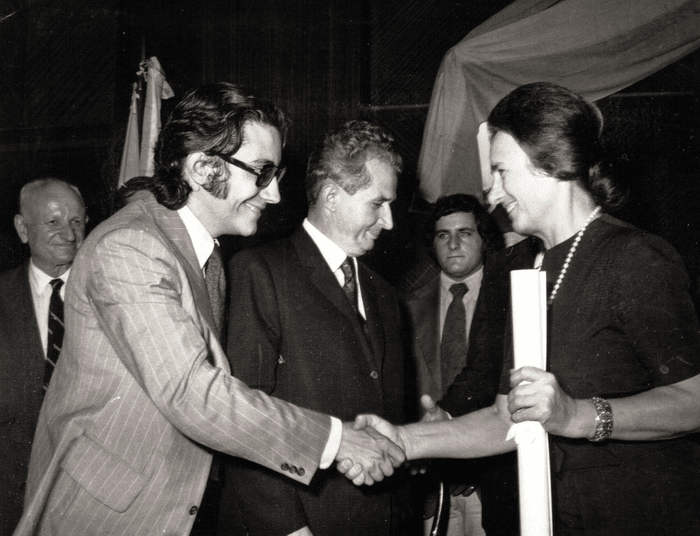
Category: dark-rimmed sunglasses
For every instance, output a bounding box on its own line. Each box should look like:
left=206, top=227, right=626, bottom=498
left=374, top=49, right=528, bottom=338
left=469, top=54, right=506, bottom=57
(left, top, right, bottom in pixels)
left=217, top=154, right=286, bottom=189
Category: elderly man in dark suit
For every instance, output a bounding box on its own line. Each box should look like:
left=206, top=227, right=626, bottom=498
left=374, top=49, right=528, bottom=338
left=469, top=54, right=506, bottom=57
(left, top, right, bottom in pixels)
left=15, top=84, right=403, bottom=536
left=0, top=177, right=87, bottom=533
left=218, top=120, right=412, bottom=536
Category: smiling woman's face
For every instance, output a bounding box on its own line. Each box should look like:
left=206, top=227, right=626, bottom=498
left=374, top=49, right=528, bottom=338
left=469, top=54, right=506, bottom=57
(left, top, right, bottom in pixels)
left=488, top=131, right=558, bottom=240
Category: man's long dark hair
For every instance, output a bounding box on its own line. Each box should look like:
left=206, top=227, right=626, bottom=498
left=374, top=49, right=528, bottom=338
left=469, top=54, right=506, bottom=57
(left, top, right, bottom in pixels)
left=137, top=82, right=289, bottom=210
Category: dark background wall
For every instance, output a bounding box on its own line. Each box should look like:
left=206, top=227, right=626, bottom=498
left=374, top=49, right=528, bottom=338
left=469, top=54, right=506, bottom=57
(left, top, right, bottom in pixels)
left=1, top=0, right=698, bottom=295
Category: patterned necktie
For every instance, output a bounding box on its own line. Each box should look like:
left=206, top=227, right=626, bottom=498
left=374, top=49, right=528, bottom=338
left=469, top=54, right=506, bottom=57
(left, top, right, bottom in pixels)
left=340, top=257, right=359, bottom=315
left=45, top=278, right=64, bottom=390
left=440, top=282, right=468, bottom=395
left=340, top=257, right=371, bottom=343
left=205, top=243, right=226, bottom=335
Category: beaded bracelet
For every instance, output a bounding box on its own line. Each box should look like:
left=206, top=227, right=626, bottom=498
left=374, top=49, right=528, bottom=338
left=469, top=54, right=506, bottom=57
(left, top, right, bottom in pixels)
left=589, top=396, right=613, bottom=442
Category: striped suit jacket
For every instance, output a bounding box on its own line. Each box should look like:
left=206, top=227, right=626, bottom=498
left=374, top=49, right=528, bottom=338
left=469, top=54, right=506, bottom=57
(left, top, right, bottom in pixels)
left=15, top=194, right=332, bottom=535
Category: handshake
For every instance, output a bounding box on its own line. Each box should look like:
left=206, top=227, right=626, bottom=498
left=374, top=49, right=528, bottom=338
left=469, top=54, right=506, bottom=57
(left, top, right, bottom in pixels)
left=335, top=395, right=445, bottom=486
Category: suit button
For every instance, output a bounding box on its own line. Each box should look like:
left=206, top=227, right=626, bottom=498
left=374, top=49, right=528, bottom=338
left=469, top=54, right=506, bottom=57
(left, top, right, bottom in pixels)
left=189, top=506, right=198, bottom=515
left=281, top=463, right=290, bottom=471
left=370, top=370, right=379, bottom=379
left=298, top=468, right=305, bottom=476
left=290, top=465, right=298, bottom=474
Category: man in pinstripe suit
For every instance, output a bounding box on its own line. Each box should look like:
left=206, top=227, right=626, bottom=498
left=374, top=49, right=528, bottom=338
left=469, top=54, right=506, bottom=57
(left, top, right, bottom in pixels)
left=15, top=83, right=403, bottom=536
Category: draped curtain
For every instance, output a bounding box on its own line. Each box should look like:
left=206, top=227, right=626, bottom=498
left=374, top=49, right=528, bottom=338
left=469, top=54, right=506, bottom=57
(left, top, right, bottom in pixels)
left=417, top=0, right=700, bottom=202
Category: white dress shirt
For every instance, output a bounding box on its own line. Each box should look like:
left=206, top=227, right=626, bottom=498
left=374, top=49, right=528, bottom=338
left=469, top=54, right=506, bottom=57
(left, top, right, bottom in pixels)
left=28, top=261, right=70, bottom=357
left=177, top=205, right=216, bottom=273
left=302, top=218, right=366, bottom=318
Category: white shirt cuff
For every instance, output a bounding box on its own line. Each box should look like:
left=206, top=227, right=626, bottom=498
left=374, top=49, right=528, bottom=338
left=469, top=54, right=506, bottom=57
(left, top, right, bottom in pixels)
left=320, top=416, right=342, bottom=469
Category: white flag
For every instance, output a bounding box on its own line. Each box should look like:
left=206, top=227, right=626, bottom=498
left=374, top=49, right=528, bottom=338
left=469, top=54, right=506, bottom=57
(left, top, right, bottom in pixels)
left=139, top=57, right=174, bottom=178
left=117, top=83, right=141, bottom=188
left=117, top=57, right=174, bottom=187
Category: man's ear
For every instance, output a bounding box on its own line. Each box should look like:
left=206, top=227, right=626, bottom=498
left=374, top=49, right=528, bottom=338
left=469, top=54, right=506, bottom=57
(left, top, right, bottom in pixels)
left=13, top=214, right=29, bottom=244
left=319, top=181, right=339, bottom=213
left=184, top=152, right=214, bottom=191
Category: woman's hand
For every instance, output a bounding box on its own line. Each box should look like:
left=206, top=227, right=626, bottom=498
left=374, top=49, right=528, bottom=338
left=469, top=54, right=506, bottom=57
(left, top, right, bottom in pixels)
left=508, top=366, right=585, bottom=437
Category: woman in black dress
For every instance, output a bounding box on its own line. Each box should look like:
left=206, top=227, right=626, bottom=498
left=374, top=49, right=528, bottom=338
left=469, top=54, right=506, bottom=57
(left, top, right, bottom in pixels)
left=350, top=82, right=700, bottom=535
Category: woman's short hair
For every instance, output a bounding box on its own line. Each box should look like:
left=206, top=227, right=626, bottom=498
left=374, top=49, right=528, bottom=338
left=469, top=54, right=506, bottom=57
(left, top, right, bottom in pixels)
left=305, top=120, right=403, bottom=205
left=151, top=82, right=289, bottom=210
left=487, top=82, right=625, bottom=211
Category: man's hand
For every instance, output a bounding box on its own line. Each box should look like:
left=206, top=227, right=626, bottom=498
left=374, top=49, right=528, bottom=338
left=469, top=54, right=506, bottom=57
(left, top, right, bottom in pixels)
left=353, top=413, right=405, bottom=448
left=420, top=394, right=449, bottom=423
left=335, top=422, right=405, bottom=486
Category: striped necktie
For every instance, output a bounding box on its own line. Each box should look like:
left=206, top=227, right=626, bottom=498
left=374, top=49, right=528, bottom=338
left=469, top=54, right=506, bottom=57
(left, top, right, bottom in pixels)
left=340, top=257, right=372, bottom=343
left=45, top=278, right=64, bottom=390
left=340, top=257, right=359, bottom=315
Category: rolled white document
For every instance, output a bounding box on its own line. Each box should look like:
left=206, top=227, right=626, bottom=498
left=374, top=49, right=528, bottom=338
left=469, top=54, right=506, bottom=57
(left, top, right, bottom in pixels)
left=508, top=269, right=553, bottom=536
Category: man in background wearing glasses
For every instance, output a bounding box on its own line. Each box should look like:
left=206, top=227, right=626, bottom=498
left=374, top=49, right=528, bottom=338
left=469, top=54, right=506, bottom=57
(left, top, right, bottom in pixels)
left=217, top=120, right=413, bottom=536
left=15, top=85, right=404, bottom=536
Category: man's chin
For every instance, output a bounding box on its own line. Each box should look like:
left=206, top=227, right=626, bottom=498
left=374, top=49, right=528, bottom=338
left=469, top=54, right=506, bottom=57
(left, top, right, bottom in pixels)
left=353, top=239, right=376, bottom=256
left=233, top=222, right=258, bottom=237
left=51, top=251, right=78, bottom=264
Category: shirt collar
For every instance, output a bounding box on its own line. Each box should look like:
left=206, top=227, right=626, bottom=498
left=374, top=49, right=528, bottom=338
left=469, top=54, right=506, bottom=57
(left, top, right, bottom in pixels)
left=29, top=259, right=70, bottom=293
left=440, top=265, right=483, bottom=296
left=303, top=218, right=350, bottom=273
left=177, top=205, right=216, bottom=270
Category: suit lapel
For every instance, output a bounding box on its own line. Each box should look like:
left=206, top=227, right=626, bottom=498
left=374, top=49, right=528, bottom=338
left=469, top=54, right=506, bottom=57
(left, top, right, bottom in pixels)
left=412, top=277, right=441, bottom=387
left=292, top=229, right=376, bottom=364
left=2, top=262, right=45, bottom=384
left=145, top=197, right=220, bottom=340
left=20, top=261, right=46, bottom=361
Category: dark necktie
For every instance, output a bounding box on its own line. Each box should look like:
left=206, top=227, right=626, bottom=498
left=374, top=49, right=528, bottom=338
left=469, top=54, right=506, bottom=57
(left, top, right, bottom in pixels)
left=440, top=282, right=468, bottom=395
left=340, top=257, right=359, bottom=315
left=45, top=278, right=64, bottom=390
left=205, top=243, right=226, bottom=335
left=340, top=257, right=371, bottom=342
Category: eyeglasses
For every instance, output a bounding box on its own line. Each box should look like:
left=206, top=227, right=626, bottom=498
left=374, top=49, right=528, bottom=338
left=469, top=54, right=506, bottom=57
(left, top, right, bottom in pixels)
left=217, top=153, right=286, bottom=189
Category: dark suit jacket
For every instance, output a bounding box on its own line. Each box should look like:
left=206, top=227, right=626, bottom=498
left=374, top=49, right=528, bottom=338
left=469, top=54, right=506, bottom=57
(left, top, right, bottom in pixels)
left=15, top=195, right=333, bottom=536
left=440, top=237, right=540, bottom=417
left=439, top=236, right=539, bottom=536
left=0, top=261, right=44, bottom=533
left=401, top=272, right=490, bottom=414
left=220, top=227, right=411, bottom=536
left=401, top=274, right=442, bottom=410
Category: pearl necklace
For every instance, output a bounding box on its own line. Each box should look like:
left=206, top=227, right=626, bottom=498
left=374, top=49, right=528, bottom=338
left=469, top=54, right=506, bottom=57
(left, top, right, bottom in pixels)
left=536, top=206, right=602, bottom=306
